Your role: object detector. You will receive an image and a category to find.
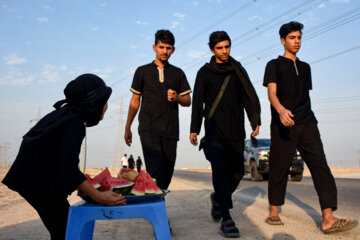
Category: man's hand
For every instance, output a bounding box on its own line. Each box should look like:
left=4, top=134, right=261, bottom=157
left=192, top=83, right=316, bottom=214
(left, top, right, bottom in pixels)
left=124, top=128, right=132, bottom=146
left=168, top=89, right=177, bottom=102
left=279, top=108, right=295, bottom=127
left=251, top=125, right=260, bottom=137
left=190, top=133, right=198, bottom=146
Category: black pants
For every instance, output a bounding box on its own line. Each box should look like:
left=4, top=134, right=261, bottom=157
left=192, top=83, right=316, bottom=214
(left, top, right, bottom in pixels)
left=139, top=131, right=177, bottom=190
left=19, top=190, right=70, bottom=240
left=203, top=128, right=245, bottom=210
left=136, top=163, right=142, bottom=173
left=268, top=121, right=337, bottom=211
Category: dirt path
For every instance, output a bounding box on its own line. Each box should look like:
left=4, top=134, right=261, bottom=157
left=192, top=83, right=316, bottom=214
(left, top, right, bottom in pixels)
left=0, top=167, right=359, bottom=239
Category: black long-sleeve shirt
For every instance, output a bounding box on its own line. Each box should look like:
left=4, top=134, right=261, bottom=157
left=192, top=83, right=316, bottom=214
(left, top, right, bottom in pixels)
left=190, top=63, right=251, bottom=140
left=3, top=109, right=86, bottom=195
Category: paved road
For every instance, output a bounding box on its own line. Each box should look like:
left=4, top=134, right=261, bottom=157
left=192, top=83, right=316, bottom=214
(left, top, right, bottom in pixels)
left=173, top=170, right=360, bottom=219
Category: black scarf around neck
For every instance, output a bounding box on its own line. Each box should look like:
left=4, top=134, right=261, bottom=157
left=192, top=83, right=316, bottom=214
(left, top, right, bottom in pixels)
left=205, top=56, right=261, bottom=130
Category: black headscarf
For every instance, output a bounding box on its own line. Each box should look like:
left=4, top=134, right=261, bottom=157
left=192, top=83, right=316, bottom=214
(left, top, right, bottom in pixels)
left=206, top=56, right=261, bottom=131
left=53, top=73, right=112, bottom=127
left=25, top=73, right=112, bottom=141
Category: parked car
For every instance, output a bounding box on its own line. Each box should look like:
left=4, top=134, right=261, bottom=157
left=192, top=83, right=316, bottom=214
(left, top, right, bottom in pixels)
left=244, top=138, right=304, bottom=181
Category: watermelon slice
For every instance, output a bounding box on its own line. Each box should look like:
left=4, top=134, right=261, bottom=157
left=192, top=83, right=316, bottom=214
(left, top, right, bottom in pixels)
left=119, top=167, right=136, bottom=176
left=133, top=171, right=163, bottom=195
left=85, top=174, right=101, bottom=190
left=102, top=177, right=134, bottom=195
left=130, top=175, right=146, bottom=195
left=93, top=168, right=112, bottom=190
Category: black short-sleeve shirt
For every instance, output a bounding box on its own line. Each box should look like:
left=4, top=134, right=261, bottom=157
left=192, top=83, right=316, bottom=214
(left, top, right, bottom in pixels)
left=263, top=56, right=316, bottom=126
left=131, top=62, right=191, bottom=140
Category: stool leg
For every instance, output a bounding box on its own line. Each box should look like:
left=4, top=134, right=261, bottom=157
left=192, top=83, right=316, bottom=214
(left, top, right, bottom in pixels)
left=145, top=202, right=171, bottom=240
left=80, top=220, right=95, bottom=240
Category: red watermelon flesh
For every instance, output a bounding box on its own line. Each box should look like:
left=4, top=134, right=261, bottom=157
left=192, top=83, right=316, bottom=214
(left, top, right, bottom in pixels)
left=137, top=171, right=162, bottom=194
left=93, top=168, right=112, bottom=189
left=85, top=174, right=101, bottom=189
left=102, top=177, right=134, bottom=194
left=130, top=176, right=146, bottom=195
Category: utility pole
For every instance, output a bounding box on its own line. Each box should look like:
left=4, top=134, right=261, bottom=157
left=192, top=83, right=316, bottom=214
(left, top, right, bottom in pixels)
left=357, top=149, right=360, bottom=167
left=30, top=108, right=41, bottom=129
left=2, top=142, right=10, bottom=168
left=114, top=99, right=127, bottom=168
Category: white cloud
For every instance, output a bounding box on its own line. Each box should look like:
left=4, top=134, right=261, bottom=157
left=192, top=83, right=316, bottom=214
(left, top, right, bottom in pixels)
left=37, top=17, right=48, bottom=23
left=4, top=54, right=26, bottom=65
left=40, top=64, right=69, bottom=83
left=248, top=15, right=261, bottom=21
left=0, top=67, right=34, bottom=86
left=174, top=12, right=186, bottom=20
left=192, top=1, right=199, bottom=7
left=187, top=50, right=207, bottom=59
left=129, top=45, right=138, bottom=49
left=134, top=20, right=147, bottom=25
left=171, top=21, right=179, bottom=29
left=100, top=2, right=107, bottom=7
left=318, top=3, right=325, bottom=8
left=90, top=26, right=99, bottom=31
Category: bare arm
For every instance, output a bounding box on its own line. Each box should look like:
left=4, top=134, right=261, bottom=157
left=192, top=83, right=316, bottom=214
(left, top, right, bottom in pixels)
left=267, top=83, right=294, bottom=127
left=78, top=180, right=126, bottom=206
left=168, top=89, right=191, bottom=106
left=124, top=93, right=141, bottom=146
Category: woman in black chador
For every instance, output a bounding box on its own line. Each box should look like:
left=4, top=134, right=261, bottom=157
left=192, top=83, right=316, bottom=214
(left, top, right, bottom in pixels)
left=2, top=74, right=126, bottom=240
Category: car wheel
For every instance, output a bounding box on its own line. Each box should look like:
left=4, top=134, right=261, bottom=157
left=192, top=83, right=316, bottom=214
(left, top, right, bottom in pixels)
left=291, top=173, right=303, bottom=182
left=261, top=173, right=269, bottom=180
left=250, top=161, right=261, bottom=181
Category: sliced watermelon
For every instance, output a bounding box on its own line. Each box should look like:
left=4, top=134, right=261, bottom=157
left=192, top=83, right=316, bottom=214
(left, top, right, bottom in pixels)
left=130, top=178, right=146, bottom=196
left=93, top=168, right=112, bottom=190
left=137, top=171, right=162, bottom=194
left=102, top=177, right=134, bottom=195
left=85, top=174, right=101, bottom=189
left=119, top=167, right=136, bottom=176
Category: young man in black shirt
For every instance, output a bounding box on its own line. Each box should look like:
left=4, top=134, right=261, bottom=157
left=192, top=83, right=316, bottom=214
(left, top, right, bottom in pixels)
left=125, top=29, right=191, bottom=190
left=263, top=21, right=358, bottom=234
left=190, top=31, right=261, bottom=238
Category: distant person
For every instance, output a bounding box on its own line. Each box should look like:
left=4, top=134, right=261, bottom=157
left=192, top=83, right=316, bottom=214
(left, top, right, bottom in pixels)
left=121, top=153, right=127, bottom=168
left=263, top=21, right=358, bottom=234
left=124, top=29, right=191, bottom=190
left=128, top=154, right=135, bottom=170
left=2, top=74, right=126, bottom=240
left=136, top=156, right=143, bottom=173
left=190, top=31, right=261, bottom=238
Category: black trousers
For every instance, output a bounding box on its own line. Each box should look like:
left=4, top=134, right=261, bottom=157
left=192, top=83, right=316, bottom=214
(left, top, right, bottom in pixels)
left=203, top=128, right=245, bottom=210
left=19, top=190, right=70, bottom=240
left=268, top=120, right=337, bottom=211
left=139, top=131, right=177, bottom=190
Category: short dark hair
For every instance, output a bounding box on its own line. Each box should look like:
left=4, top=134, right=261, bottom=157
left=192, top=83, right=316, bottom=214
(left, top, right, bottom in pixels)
left=155, top=29, right=175, bottom=46
left=279, top=21, right=304, bottom=39
left=208, top=31, right=231, bottom=50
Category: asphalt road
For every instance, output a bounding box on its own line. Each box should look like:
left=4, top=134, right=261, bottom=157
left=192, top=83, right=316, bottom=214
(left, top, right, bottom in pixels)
left=173, top=170, right=360, bottom=219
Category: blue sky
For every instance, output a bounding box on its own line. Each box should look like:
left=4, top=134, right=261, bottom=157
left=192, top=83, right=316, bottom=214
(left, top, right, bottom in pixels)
left=1, top=0, right=360, bottom=169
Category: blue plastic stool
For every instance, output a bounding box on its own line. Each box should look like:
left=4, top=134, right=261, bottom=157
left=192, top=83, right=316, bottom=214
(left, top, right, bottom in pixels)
left=65, top=198, right=171, bottom=240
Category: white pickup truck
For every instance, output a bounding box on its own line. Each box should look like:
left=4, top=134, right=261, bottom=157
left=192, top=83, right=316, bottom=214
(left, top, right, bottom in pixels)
left=244, top=138, right=304, bottom=181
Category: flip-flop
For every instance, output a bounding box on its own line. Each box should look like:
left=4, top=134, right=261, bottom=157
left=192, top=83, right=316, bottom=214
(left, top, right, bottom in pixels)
left=265, top=216, right=284, bottom=225
left=323, top=219, right=358, bottom=234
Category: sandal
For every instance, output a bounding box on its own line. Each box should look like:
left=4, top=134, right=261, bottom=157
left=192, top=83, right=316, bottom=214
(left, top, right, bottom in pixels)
left=323, top=219, right=358, bottom=234
left=265, top=216, right=284, bottom=225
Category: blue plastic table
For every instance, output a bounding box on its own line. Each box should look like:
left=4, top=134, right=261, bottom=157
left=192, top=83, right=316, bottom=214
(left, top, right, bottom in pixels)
left=65, top=198, right=171, bottom=240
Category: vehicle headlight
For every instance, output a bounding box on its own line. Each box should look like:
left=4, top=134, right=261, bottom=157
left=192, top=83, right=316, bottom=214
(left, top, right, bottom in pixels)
left=258, top=151, right=269, bottom=160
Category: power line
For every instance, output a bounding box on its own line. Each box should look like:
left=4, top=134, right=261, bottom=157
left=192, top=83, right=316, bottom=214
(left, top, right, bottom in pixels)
left=310, top=44, right=360, bottom=65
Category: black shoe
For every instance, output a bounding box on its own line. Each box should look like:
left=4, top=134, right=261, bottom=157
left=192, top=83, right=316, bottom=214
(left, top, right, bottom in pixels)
left=219, top=219, right=240, bottom=238
left=210, top=192, right=222, bottom=222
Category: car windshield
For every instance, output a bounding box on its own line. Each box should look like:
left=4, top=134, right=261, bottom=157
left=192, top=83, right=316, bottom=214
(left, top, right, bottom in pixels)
left=257, top=139, right=271, bottom=147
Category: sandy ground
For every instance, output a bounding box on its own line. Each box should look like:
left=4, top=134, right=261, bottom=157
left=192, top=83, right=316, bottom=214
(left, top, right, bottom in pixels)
left=0, top=167, right=359, bottom=240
